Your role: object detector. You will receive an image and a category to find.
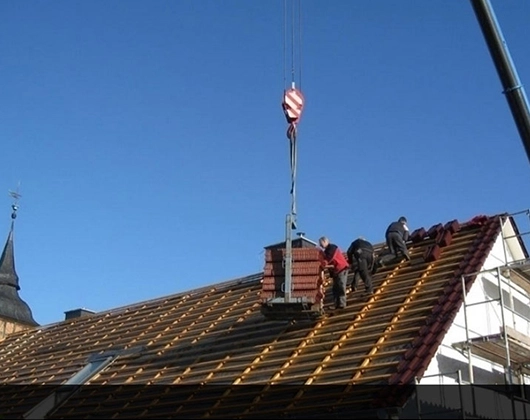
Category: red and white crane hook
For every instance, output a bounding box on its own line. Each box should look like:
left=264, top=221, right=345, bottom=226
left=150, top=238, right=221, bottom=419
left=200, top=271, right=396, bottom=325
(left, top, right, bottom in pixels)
left=282, top=85, right=304, bottom=141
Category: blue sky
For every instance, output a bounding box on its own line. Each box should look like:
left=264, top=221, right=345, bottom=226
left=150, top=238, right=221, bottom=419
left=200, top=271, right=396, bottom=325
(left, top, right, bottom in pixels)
left=2, top=1, right=530, bottom=326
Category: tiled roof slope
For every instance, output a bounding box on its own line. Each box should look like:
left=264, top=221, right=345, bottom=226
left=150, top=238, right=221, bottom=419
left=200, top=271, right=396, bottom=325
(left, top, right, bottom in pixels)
left=0, top=214, right=506, bottom=418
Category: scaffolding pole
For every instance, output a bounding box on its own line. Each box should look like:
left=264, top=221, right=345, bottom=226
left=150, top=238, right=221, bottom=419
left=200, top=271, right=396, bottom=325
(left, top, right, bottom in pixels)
left=497, top=265, right=513, bottom=385
left=462, top=274, right=475, bottom=384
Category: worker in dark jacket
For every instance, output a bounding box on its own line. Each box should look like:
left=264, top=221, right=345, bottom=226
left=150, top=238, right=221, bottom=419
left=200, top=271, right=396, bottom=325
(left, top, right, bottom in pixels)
left=347, top=237, right=374, bottom=295
left=385, top=216, right=410, bottom=261
left=319, top=236, right=349, bottom=309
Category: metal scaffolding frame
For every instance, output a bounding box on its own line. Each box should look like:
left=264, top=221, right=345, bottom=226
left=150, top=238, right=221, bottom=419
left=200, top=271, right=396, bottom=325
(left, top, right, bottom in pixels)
left=454, top=210, right=530, bottom=387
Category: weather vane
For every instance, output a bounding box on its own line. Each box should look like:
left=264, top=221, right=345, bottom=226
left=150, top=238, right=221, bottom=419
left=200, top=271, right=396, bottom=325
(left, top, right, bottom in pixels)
left=8, top=182, right=22, bottom=220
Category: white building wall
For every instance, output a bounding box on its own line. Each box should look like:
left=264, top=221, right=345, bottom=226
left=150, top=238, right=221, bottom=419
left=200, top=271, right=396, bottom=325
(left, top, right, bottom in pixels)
left=420, top=219, right=530, bottom=386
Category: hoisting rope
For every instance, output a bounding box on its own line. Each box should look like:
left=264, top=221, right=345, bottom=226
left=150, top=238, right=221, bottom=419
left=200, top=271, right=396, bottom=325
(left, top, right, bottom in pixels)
left=282, top=0, right=304, bottom=217
left=289, top=125, right=297, bottom=215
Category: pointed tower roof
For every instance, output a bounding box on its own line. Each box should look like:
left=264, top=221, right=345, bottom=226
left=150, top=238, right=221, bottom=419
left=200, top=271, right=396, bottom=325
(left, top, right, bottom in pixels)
left=0, top=221, right=20, bottom=289
left=0, top=193, right=38, bottom=326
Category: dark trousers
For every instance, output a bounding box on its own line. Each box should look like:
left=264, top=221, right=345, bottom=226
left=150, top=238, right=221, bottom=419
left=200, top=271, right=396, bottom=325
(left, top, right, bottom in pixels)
left=354, top=249, right=374, bottom=294
left=386, top=231, right=410, bottom=259
left=332, top=269, right=349, bottom=309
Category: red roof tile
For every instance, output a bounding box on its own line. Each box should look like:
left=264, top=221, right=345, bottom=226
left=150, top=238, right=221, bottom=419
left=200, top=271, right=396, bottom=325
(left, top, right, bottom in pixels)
left=381, top=214, right=503, bottom=408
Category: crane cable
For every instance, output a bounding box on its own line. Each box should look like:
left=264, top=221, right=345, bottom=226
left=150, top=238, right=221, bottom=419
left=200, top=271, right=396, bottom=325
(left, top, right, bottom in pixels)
left=282, top=0, right=304, bottom=217
left=284, top=0, right=302, bottom=91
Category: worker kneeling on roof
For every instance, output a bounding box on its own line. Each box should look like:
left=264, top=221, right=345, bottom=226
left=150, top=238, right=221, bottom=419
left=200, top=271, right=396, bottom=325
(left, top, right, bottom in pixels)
left=385, top=216, right=411, bottom=261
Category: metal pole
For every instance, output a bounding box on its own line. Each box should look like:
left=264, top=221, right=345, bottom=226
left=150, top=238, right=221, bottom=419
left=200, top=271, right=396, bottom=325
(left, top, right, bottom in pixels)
left=470, top=0, right=530, bottom=166
left=414, top=376, right=422, bottom=419
left=521, top=372, right=528, bottom=419
left=457, top=370, right=466, bottom=420
left=508, top=269, right=516, bottom=328
left=284, top=213, right=292, bottom=302
left=499, top=215, right=518, bottom=332
left=284, top=117, right=298, bottom=304
left=500, top=215, right=509, bottom=267
left=461, top=275, right=475, bottom=383
left=497, top=266, right=513, bottom=385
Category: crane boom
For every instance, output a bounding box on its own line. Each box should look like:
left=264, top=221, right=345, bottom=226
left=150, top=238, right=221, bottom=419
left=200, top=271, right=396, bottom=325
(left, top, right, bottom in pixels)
left=470, top=0, right=530, bottom=164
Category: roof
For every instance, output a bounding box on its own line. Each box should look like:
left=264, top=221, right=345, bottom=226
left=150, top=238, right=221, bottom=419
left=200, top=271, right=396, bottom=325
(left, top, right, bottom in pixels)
left=0, top=213, right=508, bottom=418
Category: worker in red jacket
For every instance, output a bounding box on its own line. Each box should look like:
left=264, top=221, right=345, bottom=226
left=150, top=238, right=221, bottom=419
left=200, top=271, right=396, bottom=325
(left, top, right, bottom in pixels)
left=319, top=236, right=349, bottom=309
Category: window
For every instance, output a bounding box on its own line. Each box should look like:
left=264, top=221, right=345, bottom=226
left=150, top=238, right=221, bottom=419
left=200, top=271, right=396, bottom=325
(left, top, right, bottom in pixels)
left=23, top=352, right=118, bottom=419
left=483, top=277, right=530, bottom=321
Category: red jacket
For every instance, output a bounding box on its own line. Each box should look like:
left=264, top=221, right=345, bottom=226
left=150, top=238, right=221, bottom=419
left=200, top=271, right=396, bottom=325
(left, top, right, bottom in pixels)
left=321, top=244, right=349, bottom=274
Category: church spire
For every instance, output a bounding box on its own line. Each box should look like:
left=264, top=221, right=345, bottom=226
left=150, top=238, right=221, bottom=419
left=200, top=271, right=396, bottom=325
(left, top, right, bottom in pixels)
left=0, top=185, right=38, bottom=327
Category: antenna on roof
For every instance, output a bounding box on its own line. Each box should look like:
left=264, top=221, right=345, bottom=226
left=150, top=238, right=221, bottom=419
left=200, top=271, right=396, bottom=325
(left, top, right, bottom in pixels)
left=8, top=181, right=22, bottom=220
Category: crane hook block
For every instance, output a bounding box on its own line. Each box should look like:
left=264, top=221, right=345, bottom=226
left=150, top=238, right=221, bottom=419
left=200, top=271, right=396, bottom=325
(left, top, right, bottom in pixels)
left=282, top=88, right=304, bottom=125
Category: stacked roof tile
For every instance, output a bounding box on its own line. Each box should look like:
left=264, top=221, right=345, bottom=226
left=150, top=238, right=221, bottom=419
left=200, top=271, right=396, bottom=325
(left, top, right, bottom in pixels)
left=0, top=213, right=508, bottom=418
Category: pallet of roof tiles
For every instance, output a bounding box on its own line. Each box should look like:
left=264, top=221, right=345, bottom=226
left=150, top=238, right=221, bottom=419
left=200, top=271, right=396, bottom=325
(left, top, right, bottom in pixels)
left=264, top=264, right=322, bottom=277
left=262, top=248, right=325, bottom=297
left=265, top=248, right=327, bottom=264
left=262, top=273, right=324, bottom=299
left=262, top=267, right=323, bottom=285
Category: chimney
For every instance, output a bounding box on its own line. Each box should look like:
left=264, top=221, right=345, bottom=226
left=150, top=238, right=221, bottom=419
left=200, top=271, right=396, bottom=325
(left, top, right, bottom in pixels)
left=64, top=308, right=95, bottom=321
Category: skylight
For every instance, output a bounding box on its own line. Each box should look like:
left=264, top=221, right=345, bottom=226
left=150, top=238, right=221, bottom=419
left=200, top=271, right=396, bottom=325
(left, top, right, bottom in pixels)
left=23, top=351, right=119, bottom=419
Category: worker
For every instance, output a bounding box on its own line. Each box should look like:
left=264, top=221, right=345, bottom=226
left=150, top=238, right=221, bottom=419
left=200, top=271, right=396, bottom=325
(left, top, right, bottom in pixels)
left=385, top=216, right=411, bottom=261
left=319, top=236, right=349, bottom=310
left=347, top=237, right=374, bottom=295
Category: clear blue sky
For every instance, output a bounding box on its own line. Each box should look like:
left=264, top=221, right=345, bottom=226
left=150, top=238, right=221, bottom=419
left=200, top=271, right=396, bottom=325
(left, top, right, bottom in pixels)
left=2, top=1, right=530, bottom=326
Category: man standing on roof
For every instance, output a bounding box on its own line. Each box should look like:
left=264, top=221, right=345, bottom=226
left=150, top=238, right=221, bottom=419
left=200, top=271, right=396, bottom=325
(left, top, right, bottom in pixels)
left=385, top=216, right=411, bottom=261
left=347, top=237, right=374, bottom=295
left=319, top=236, right=349, bottom=310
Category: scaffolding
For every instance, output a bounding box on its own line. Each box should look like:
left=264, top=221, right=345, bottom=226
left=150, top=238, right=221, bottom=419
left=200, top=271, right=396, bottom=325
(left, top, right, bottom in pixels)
left=453, top=210, right=530, bottom=387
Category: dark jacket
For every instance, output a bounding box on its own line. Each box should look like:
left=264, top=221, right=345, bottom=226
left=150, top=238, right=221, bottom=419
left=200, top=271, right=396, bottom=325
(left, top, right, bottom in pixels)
left=347, top=238, right=373, bottom=264
left=386, top=221, right=410, bottom=242
left=322, top=243, right=349, bottom=274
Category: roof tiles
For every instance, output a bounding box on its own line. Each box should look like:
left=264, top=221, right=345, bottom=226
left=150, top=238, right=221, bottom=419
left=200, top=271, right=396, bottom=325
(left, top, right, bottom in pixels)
left=0, top=213, right=509, bottom=418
